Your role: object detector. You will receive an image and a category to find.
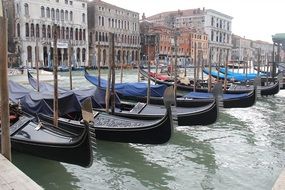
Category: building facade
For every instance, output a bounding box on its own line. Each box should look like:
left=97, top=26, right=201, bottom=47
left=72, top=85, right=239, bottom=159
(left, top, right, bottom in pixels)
left=147, top=8, right=233, bottom=65
left=140, top=20, right=208, bottom=67
left=88, top=0, right=140, bottom=68
left=231, top=34, right=254, bottom=63
left=5, top=0, right=89, bottom=68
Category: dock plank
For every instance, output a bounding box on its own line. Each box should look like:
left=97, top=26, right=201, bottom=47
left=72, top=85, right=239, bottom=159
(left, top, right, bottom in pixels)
left=0, top=154, right=43, bottom=190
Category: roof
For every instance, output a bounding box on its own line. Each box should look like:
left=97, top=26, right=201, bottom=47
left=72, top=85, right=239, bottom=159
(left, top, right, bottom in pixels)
left=272, top=33, right=285, bottom=43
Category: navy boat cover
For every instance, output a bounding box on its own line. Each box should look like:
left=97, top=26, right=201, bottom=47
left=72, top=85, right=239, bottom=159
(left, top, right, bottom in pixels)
left=9, top=74, right=120, bottom=116
left=183, top=91, right=250, bottom=100
left=84, top=70, right=167, bottom=97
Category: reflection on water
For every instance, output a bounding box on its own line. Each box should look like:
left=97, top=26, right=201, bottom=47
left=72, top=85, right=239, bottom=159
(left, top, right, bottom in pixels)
left=12, top=151, right=80, bottom=190
left=8, top=72, right=285, bottom=190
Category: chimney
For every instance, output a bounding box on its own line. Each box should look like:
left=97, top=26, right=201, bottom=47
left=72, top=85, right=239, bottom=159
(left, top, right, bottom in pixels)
left=203, top=7, right=205, bottom=12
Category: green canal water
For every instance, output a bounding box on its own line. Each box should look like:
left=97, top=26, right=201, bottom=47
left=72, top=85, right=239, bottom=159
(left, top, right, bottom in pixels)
left=9, top=69, right=285, bottom=190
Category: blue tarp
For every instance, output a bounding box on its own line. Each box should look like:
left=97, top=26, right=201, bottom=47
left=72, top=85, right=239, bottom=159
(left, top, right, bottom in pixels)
left=219, top=68, right=264, bottom=80
left=184, top=91, right=249, bottom=100
left=203, top=68, right=226, bottom=80
left=203, top=68, right=254, bottom=81
left=84, top=70, right=167, bottom=97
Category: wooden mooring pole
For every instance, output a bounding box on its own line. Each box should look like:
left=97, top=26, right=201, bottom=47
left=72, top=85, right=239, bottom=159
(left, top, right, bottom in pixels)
left=120, top=38, right=123, bottom=83
left=53, top=24, right=59, bottom=128
left=146, top=35, right=151, bottom=104
left=193, top=42, right=197, bottom=92
left=68, top=41, right=73, bottom=90
left=223, top=49, right=229, bottom=91
left=0, top=0, right=11, bottom=160
left=98, top=41, right=101, bottom=87
left=105, top=33, right=114, bottom=113
left=35, top=40, right=40, bottom=92
left=110, top=33, right=115, bottom=114
left=208, top=48, right=212, bottom=92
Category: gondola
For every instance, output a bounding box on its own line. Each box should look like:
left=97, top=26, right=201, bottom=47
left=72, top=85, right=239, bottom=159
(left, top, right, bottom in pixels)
left=28, top=71, right=218, bottom=126
left=140, top=67, right=279, bottom=96
left=38, top=105, right=173, bottom=144
left=0, top=105, right=93, bottom=168
left=117, top=89, right=256, bottom=108
left=43, top=66, right=69, bottom=72
left=10, top=80, right=175, bottom=144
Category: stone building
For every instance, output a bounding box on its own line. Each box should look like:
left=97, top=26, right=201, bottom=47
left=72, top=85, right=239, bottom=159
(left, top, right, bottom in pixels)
left=147, top=8, right=233, bottom=65
left=88, top=0, right=140, bottom=68
left=231, top=34, right=254, bottom=63
left=4, top=0, right=89, bottom=68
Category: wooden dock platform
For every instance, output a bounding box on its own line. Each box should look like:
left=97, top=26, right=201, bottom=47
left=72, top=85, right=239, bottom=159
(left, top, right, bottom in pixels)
left=273, top=169, right=285, bottom=190
left=0, top=154, right=43, bottom=190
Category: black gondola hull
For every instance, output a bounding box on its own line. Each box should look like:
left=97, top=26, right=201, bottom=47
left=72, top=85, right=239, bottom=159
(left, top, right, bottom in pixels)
left=38, top=109, right=173, bottom=145
left=1, top=115, right=93, bottom=167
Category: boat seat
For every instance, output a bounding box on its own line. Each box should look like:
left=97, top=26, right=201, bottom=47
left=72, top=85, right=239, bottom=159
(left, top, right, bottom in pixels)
left=129, top=102, right=146, bottom=114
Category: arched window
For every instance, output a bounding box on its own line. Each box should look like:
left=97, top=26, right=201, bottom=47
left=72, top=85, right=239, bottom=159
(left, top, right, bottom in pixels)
left=66, top=27, right=69, bottom=39
left=30, top=23, right=34, bottom=37
left=42, top=25, right=46, bottom=38
left=70, top=11, right=73, bottom=21
left=51, top=8, right=55, bottom=20
left=46, top=7, right=50, bottom=18
left=65, top=10, right=68, bottom=21
left=36, top=24, right=40, bottom=38
left=17, top=23, right=20, bottom=37
left=62, top=26, right=65, bottom=39
left=79, top=29, right=82, bottom=40
left=27, top=46, right=32, bottom=62
left=95, top=31, right=98, bottom=41
left=101, top=32, right=104, bottom=42
left=76, top=48, right=81, bottom=61
left=102, top=17, right=104, bottom=26
left=41, top=6, right=45, bottom=17
left=83, top=29, right=86, bottom=41
left=25, top=23, right=29, bottom=37
left=47, top=25, right=51, bottom=38
left=24, top=3, right=29, bottom=16
left=82, top=48, right=86, bottom=62
left=98, top=16, right=101, bottom=26
left=75, top=28, right=78, bottom=40
left=16, top=4, right=20, bottom=14
left=70, top=28, right=73, bottom=40
left=82, top=13, right=86, bottom=23
left=61, top=10, right=64, bottom=21
left=56, top=9, right=59, bottom=20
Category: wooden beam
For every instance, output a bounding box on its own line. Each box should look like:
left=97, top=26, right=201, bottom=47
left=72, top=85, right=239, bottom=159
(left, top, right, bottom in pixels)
left=53, top=24, right=58, bottom=128
left=68, top=41, right=72, bottom=90
left=110, top=33, right=115, bottom=114
left=0, top=0, right=11, bottom=161
left=146, top=35, right=151, bottom=104
left=35, top=40, right=40, bottom=92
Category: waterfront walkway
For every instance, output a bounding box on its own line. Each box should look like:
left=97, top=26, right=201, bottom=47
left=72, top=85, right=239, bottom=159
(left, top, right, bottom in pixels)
left=0, top=154, right=43, bottom=190
left=273, top=169, right=285, bottom=190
